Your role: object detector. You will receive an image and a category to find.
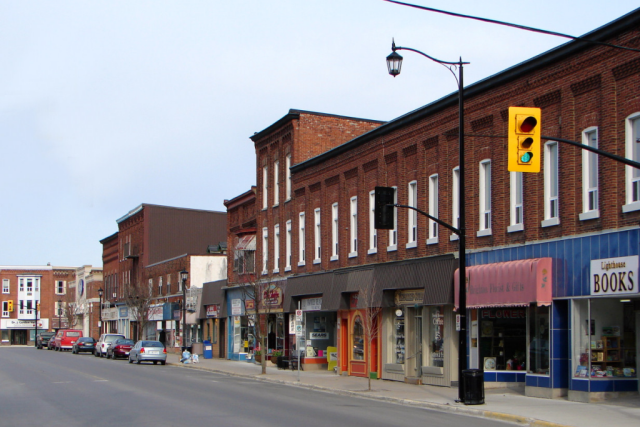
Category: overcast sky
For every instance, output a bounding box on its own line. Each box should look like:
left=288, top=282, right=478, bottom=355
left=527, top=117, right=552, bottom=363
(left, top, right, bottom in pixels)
left=1, top=0, right=638, bottom=268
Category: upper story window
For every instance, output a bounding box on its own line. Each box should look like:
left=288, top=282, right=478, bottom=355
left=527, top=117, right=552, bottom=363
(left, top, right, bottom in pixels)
left=451, top=167, right=460, bottom=241
left=19, top=278, right=24, bottom=292
left=273, top=160, right=280, bottom=207
left=508, top=172, right=524, bottom=233
left=286, top=154, right=292, bottom=201
left=273, top=224, right=280, bottom=273
left=368, top=191, right=377, bottom=254
left=285, top=221, right=292, bottom=272
left=167, top=274, right=171, bottom=294
left=623, top=113, right=640, bottom=213
left=542, top=141, right=560, bottom=227
left=350, top=196, right=358, bottom=257
left=55, top=280, right=65, bottom=295
left=387, top=187, right=398, bottom=252
left=298, top=212, right=306, bottom=266
left=262, top=227, right=268, bottom=275
left=428, top=174, right=439, bottom=244
left=580, top=127, right=599, bottom=220
left=314, top=208, right=321, bottom=264
left=2, top=279, right=9, bottom=294
left=158, top=276, right=163, bottom=296
left=262, top=166, right=268, bottom=210
left=478, top=160, right=492, bottom=236
left=2, top=301, right=9, bottom=317
left=331, top=203, right=339, bottom=261
left=407, top=181, right=417, bottom=249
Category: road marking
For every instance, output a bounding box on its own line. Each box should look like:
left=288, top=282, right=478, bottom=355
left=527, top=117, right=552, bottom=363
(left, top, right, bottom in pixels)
left=93, top=380, right=108, bottom=382
left=52, top=381, right=71, bottom=384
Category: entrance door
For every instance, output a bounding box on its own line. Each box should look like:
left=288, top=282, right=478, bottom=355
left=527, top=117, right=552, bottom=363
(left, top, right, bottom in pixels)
left=219, top=319, right=226, bottom=359
left=407, top=307, right=423, bottom=377
left=340, top=316, right=348, bottom=373
left=12, top=330, right=27, bottom=345
left=415, top=309, right=423, bottom=377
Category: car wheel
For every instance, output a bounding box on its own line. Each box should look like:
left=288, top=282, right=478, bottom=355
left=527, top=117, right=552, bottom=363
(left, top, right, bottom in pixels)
left=153, top=361, right=158, bottom=365
left=136, top=356, right=141, bottom=364
left=72, top=348, right=76, bottom=354
left=160, top=361, right=166, bottom=365
left=94, top=350, right=99, bottom=357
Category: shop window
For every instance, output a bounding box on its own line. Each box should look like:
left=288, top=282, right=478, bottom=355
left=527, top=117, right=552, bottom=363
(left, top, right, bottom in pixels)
left=479, top=307, right=526, bottom=371
left=528, top=306, right=550, bottom=375
left=353, top=316, right=364, bottom=361
left=428, top=306, right=444, bottom=367
left=394, top=309, right=405, bottom=364
left=572, top=299, right=636, bottom=378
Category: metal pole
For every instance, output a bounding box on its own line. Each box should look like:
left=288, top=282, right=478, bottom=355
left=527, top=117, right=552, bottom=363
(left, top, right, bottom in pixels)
left=182, top=277, right=187, bottom=352
left=34, top=300, right=38, bottom=347
left=99, top=294, right=103, bottom=336
left=457, top=60, right=468, bottom=403
left=298, top=301, right=301, bottom=382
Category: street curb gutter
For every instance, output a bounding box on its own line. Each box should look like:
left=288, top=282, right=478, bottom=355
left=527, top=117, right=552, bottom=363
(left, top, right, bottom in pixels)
left=168, top=363, right=575, bottom=427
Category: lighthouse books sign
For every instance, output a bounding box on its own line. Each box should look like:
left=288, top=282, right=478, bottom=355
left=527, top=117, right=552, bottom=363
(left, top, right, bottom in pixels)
left=590, top=256, right=639, bottom=296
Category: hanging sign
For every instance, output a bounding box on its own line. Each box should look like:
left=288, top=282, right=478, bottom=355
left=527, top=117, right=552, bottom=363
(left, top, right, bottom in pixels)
left=456, top=314, right=461, bottom=331
left=295, top=309, right=303, bottom=322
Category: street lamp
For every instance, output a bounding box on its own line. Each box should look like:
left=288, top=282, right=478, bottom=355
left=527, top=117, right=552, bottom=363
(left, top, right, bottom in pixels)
left=98, top=287, right=103, bottom=336
left=180, top=270, right=189, bottom=351
left=57, top=299, right=63, bottom=331
left=387, top=39, right=470, bottom=403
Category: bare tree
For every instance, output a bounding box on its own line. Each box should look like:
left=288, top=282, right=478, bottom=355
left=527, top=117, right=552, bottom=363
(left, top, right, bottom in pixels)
left=124, top=279, right=154, bottom=341
left=60, top=291, right=77, bottom=329
left=355, top=278, right=382, bottom=391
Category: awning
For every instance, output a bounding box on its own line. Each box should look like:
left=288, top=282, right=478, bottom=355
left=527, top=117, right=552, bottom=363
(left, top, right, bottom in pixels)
left=454, top=258, right=553, bottom=309
left=236, top=235, right=256, bottom=251
left=284, top=271, right=344, bottom=312
left=201, top=279, right=228, bottom=318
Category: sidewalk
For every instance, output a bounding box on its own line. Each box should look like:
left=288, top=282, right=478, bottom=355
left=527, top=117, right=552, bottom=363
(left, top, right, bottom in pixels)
left=166, top=354, right=640, bottom=427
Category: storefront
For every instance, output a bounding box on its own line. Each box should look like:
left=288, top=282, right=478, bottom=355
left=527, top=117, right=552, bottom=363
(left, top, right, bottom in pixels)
left=201, top=280, right=227, bottom=358
left=1, top=319, right=49, bottom=345
left=226, top=286, right=250, bottom=361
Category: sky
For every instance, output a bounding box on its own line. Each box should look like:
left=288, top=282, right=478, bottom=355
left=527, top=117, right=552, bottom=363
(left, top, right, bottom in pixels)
left=1, top=0, right=638, bottom=268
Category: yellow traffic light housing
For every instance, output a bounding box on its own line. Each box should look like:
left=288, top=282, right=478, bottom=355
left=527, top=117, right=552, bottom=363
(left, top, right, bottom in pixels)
left=7, top=300, right=13, bottom=312
left=508, top=106, right=541, bottom=172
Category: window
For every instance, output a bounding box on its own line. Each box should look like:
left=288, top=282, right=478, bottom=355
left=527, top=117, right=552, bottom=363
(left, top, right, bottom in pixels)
left=298, top=212, right=306, bottom=266
left=55, top=280, right=65, bottom=295
left=273, top=224, right=280, bottom=273
left=623, top=113, right=640, bottom=212
left=314, top=208, right=321, bottom=264
left=407, top=181, right=417, bottom=248
left=368, top=191, right=377, bottom=254
left=26, top=278, right=33, bottom=293
left=262, top=227, right=268, bottom=274
left=273, top=160, right=279, bottom=206
left=19, top=278, right=24, bottom=292
left=352, top=315, right=364, bottom=361
left=1, top=301, right=9, bottom=317
left=285, top=220, right=292, bottom=272
left=542, top=141, right=560, bottom=227
left=478, top=160, right=492, bottom=236
left=350, top=196, right=358, bottom=257
left=580, top=127, right=599, bottom=220
left=331, top=203, right=339, bottom=261
left=148, top=278, right=153, bottom=296
left=2, top=279, right=9, bottom=294
left=451, top=167, right=460, bottom=241
left=286, top=154, right=292, bottom=201
left=167, top=274, right=171, bottom=294
left=158, top=276, right=163, bottom=296
left=262, top=166, right=268, bottom=210
left=387, top=187, right=398, bottom=251
left=428, top=175, right=439, bottom=244
left=508, top=172, right=524, bottom=232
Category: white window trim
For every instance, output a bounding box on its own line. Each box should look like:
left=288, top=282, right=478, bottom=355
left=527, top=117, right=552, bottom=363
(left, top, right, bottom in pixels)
left=350, top=196, right=358, bottom=257
left=298, top=212, right=306, bottom=267
left=2, top=279, right=9, bottom=294
left=262, top=227, right=268, bottom=275
left=331, top=203, right=339, bottom=261
left=285, top=220, right=292, bottom=272
left=542, top=141, right=560, bottom=227
left=273, top=224, right=280, bottom=274
left=55, top=280, right=66, bottom=295
left=262, top=166, right=268, bottom=210
left=623, top=112, right=640, bottom=213
left=427, top=174, right=439, bottom=245
left=451, top=167, right=460, bottom=241
left=387, top=187, right=398, bottom=252
left=477, top=160, right=492, bottom=237
left=508, top=171, right=524, bottom=233
left=286, top=155, right=292, bottom=202
left=368, top=190, right=377, bottom=254
left=406, top=181, right=417, bottom=249
left=314, top=208, right=321, bottom=264
left=273, top=160, right=279, bottom=207
left=580, top=127, right=600, bottom=220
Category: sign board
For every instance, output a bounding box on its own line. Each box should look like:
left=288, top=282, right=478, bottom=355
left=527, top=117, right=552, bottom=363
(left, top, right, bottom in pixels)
left=295, top=324, right=303, bottom=337
left=206, top=304, right=220, bottom=318
left=456, top=314, right=461, bottom=332
left=300, top=297, right=322, bottom=312
left=231, top=299, right=242, bottom=316
left=590, top=256, right=639, bottom=296
left=309, top=332, right=329, bottom=340
left=295, top=309, right=303, bottom=322
left=1, top=319, right=49, bottom=329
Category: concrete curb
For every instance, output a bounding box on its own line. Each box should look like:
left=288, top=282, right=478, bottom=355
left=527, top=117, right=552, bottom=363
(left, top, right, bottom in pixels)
left=167, top=362, right=576, bottom=427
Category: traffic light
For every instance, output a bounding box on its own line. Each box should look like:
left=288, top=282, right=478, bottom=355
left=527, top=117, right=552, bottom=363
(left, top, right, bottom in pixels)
left=508, top=106, right=541, bottom=173
left=36, top=302, right=40, bottom=312
left=7, top=300, right=13, bottom=312
left=374, top=186, right=395, bottom=229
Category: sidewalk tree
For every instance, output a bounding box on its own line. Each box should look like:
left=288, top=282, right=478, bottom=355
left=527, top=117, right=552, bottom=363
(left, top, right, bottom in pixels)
left=124, top=279, right=153, bottom=341
left=355, top=277, right=382, bottom=391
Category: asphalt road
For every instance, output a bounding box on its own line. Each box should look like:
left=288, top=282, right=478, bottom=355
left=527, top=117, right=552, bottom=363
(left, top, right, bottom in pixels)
left=0, top=347, right=512, bottom=427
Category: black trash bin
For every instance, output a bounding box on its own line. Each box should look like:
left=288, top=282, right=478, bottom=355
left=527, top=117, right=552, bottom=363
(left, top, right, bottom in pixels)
left=462, top=369, right=485, bottom=405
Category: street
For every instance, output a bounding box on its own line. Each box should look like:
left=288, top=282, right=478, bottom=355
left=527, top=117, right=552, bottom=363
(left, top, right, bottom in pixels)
left=0, top=347, right=512, bottom=427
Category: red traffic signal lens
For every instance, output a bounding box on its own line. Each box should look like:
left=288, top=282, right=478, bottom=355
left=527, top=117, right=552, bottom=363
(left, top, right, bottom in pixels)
left=520, top=116, right=537, bottom=133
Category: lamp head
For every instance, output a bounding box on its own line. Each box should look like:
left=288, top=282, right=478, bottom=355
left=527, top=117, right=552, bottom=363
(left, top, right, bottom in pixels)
left=180, top=269, right=189, bottom=282
left=386, top=39, right=403, bottom=77
left=98, top=287, right=103, bottom=297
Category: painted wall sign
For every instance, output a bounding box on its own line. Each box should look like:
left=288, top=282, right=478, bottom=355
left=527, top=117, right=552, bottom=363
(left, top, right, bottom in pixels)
left=231, top=298, right=242, bottom=315
left=590, top=256, right=639, bottom=296
left=206, top=304, right=220, bottom=318
left=1, top=319, right=49, bottom=329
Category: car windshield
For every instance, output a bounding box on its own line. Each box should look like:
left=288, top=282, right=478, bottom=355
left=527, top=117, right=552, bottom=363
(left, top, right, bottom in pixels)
left=105, top=335, right=125, bottom=342
left=142, top=341, right=163, bottom=348
left=116, top=340, right=134, bottom=345
left=80, top=337, right=95, bottom=342
left=66, top=332, right=81, bottom=337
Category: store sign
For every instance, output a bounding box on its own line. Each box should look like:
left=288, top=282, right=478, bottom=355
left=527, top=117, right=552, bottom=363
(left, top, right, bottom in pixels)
left=591, top=256, right=639, bottom=296
left=1, top=319, right=49, bottom=329
left=301, top=297, right=322, bottom=311
left=231, top=299, right=242, bottom=316
left=206, top=304, right=220, bottom=318
left=148, top=305, right=162, bottom=321
left=309, top=332, right=328, bottom=340
left=395, top=289, right=424, bottom=306
left=118, top=306, right=129, bottom=319
left=258, top=284, right=284, bottom=313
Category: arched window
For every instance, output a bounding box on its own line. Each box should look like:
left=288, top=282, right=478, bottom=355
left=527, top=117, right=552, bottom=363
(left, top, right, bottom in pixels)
left=353, top=315, right=364, bottom=360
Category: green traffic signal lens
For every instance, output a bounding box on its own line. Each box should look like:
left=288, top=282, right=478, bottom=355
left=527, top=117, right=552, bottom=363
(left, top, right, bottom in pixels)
left=520, top=152, right=533, bottom=163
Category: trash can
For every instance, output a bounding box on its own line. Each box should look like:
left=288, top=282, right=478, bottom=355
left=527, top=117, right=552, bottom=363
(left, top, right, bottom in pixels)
left=203, top=340, right=213, bottom=359
left=191, top=342, right=203, bottom=355
left=462, top=369, right=485, bottom=405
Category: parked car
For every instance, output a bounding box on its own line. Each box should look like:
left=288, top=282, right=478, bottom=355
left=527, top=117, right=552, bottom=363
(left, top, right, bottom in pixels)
left=72, top=337, right=97, bottom=354
left=47, top=335, right=57, bottom=350
left=128, top=340, right=167, bottom=365
left=36, top=331, right=56, bottom=350
left=53, top=329, right=83, bottom=351
left=94, top=333, right=125, bottom=358
left=107, top=339, right=135, bottom=360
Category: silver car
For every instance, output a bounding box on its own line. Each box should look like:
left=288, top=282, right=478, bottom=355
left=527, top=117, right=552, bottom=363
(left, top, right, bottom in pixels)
left=128, top=340, right=167, bottom=365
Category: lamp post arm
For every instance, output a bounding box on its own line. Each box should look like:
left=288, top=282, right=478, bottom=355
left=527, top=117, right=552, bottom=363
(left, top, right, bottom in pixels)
left=392, top=43, right=469, bottom=85
left=393, top=204, right=461, bottom=235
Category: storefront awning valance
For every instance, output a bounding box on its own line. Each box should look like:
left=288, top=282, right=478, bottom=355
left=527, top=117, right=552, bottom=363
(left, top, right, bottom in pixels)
left=235, top=235, right=256, bottom=251
left=454, top=258, right=553, bottom=309
left=284, top=271, right=343, bottom=312
left=201, top=279, right=228, bottom=318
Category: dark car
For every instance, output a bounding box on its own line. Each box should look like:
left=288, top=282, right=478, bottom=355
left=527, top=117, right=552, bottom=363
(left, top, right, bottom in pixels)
left=72, top=337, right=97, bottom=354
left=107, top=339, right=135, bottom=360
left=36, top=332, right=56, bottom=350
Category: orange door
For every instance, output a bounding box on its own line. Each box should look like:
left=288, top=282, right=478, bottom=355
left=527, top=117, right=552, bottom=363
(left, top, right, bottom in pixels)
left=340, top=316, right=348, bottom=373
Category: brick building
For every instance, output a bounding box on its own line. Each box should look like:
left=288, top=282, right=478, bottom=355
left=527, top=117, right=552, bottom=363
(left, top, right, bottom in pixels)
left=1, top=265, right=76, bottom=345
left=240, top=10, right=640, bottom=401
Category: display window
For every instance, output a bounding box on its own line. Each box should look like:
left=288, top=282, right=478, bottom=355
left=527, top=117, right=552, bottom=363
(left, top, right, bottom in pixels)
left=353, top=315, right=364, bottom=361
left=394, top=309, right=405, bottom=364
left=428, top=306, right=445, bottom=368
left=479, top=307, right=527, bottom=371
left=528, top=306, right=550, bottom=375
left=303, top=312, right=335, bottom=358
left=572, top=299, right=637, bottom=378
